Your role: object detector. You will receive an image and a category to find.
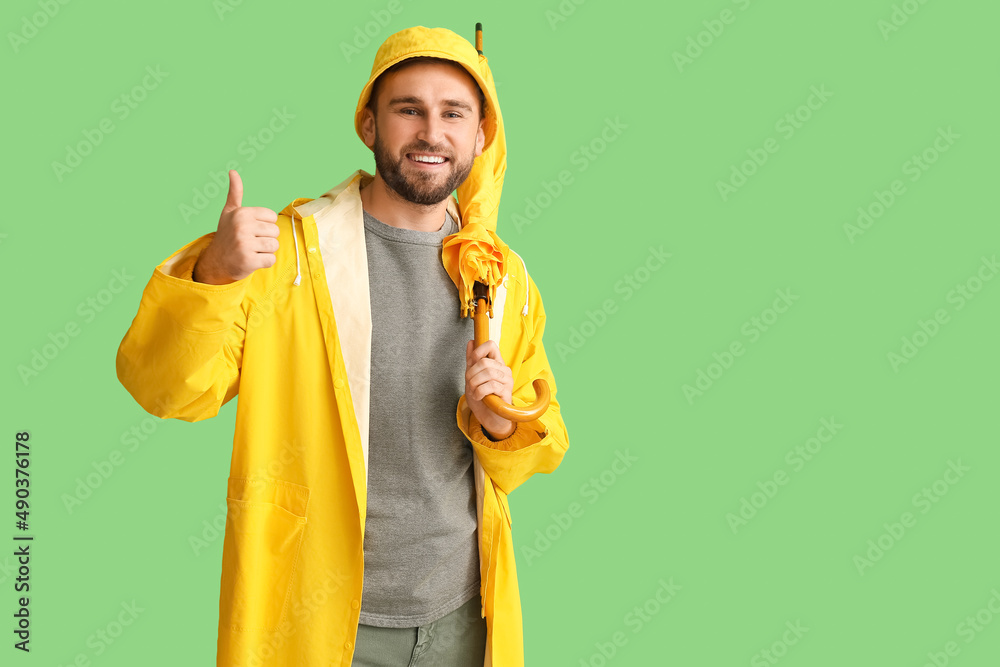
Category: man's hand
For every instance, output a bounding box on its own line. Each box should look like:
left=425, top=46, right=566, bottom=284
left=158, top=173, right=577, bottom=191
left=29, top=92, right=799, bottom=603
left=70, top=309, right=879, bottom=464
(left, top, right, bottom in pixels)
left=193, top=170, right=280, bottom=285
left=465, top=339, right=516, bottom=440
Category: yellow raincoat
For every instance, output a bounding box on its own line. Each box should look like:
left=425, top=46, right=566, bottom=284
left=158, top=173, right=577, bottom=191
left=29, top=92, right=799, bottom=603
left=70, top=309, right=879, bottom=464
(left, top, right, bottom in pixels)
left=116, top=26, right=569, bottom=667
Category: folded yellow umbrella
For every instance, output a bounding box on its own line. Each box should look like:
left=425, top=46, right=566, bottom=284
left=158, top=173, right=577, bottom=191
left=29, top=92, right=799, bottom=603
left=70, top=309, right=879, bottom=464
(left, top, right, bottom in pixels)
left=443, top=24, right=549, bottom=422
left=442, top=23, right=508, bottom=315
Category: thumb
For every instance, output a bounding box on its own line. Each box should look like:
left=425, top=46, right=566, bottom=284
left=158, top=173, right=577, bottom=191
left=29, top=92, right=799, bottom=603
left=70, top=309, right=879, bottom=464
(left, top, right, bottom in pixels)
left=224, top=169, right=243, bottom=211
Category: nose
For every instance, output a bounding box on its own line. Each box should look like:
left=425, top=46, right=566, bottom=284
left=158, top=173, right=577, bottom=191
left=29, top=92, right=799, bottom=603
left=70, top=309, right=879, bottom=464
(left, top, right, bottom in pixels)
left=415, top=113, right=446, bottom=148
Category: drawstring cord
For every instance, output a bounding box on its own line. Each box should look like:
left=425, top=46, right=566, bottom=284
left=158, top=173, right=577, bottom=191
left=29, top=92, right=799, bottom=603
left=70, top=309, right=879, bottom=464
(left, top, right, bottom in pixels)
left=291, top=213, right=302, bottom=286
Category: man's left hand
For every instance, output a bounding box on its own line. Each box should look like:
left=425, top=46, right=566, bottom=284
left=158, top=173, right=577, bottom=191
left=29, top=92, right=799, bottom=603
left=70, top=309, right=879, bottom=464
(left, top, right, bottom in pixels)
left=465, top=339, right=515, bottom=440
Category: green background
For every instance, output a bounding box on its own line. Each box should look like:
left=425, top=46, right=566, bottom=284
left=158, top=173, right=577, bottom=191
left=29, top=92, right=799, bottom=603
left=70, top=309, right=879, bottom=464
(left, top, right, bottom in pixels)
left=3, top=0, right=998, bottom=664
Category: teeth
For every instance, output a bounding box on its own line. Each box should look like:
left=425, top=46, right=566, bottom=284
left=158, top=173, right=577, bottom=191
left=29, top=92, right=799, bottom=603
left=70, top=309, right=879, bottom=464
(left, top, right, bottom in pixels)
left=411, top=154, right=445, bottom=164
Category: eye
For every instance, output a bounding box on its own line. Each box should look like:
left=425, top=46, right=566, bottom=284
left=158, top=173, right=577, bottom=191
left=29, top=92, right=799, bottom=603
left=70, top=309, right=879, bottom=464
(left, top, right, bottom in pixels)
left=400, top=108, right=419, bottom=115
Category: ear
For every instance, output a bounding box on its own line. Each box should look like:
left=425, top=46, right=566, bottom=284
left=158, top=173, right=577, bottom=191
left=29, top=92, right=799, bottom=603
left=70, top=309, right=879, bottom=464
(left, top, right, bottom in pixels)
left=474, top=116, right=486, bottom=158
left=360, top=107, right=376, bottom=150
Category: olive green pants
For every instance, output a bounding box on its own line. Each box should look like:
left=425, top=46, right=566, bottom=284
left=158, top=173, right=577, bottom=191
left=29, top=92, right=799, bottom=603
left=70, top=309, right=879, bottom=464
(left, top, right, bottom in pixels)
left=351, top=594, right=487, bottom=666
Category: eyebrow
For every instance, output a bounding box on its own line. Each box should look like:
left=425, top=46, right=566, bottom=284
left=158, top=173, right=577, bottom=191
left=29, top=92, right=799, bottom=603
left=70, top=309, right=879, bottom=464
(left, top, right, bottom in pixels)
left=387, top=96, right=473, bottom=112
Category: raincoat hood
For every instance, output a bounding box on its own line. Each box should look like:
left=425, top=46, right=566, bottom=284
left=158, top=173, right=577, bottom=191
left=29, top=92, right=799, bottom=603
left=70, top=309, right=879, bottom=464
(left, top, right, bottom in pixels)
left=354, top=25, right=501, bottom=156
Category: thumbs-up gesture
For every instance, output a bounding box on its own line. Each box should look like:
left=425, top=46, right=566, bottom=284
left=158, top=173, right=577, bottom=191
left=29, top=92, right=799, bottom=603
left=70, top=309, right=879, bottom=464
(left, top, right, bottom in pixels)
left=193, top=170, right=280, bottom=284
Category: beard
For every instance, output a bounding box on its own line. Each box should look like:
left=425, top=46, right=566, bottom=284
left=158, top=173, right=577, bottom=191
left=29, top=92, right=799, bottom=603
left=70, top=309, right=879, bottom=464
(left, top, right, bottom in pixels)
left=372, top=129, right=476, bottom=206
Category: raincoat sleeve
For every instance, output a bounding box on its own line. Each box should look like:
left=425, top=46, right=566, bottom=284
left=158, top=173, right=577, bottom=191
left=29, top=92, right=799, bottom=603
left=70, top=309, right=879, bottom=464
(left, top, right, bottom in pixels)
left=459, top=273, right=569, bottom=496
left=116, top=232, right=251, bottom=422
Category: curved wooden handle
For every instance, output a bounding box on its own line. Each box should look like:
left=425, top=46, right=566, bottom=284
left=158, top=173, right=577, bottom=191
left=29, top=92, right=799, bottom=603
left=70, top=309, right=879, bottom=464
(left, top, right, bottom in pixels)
left=472, top=285, right=550, bottom=422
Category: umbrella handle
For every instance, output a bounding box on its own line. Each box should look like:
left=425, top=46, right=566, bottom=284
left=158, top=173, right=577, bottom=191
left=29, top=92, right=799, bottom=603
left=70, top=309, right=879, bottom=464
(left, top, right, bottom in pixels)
left=472, top=285, right=550, bottom=422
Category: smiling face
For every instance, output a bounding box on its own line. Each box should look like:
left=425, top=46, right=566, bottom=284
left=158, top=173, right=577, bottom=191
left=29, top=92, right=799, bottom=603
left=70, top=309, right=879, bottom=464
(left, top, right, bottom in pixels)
left=361, top=59, right=487, bottom=206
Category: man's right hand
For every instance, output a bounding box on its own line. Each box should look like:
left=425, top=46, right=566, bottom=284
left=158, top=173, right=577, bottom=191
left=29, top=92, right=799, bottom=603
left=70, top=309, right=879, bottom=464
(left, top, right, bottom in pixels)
left=193, top=170, right=280, bottom=285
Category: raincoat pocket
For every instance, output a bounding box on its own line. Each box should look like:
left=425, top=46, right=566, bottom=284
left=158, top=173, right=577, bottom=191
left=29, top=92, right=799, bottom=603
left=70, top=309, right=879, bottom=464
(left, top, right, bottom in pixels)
left=220, top=477, right=310, bottom=632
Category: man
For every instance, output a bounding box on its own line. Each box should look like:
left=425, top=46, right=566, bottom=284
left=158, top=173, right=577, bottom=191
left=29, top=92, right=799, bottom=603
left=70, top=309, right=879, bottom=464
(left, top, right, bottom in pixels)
left=116, top=25, right=569, bottom=667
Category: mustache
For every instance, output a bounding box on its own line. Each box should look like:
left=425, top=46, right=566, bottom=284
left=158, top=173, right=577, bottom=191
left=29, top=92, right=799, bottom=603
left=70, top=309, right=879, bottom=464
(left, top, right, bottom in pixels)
left=403, top=145, right=450, bottom=158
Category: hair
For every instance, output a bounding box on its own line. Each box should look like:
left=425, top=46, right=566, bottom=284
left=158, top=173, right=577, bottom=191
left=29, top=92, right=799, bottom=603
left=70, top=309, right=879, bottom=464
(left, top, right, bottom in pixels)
left=365, top=56, right=486, bottom=121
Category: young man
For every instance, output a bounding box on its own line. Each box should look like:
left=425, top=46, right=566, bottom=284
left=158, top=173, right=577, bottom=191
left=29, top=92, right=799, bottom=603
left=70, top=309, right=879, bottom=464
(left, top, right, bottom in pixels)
left=116, top=25, right=569, bottom=667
